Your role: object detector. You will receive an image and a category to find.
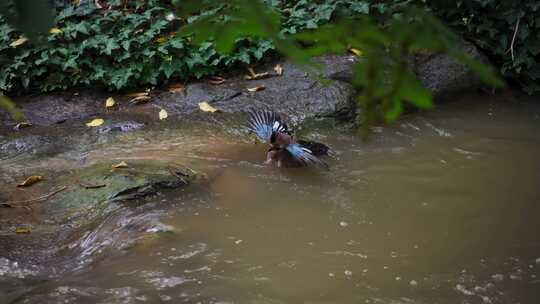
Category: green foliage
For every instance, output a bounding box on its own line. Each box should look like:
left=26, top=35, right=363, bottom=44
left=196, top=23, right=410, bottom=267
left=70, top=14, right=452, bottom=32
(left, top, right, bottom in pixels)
left=0, top=0, right=510, bottom=129
left=176, top=1, right=501, bottom=132
left=428, top=0, right=540, bottom=94
left=0, top=0, right=274, bottom=93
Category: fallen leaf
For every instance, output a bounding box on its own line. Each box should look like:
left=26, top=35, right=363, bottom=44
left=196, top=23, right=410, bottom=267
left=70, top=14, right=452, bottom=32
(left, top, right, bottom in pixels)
left=130, top=95, right=151, bottom=105
left=105, top=97, right=116, bottom=109
left=49, top=27, right=62, bottom=34
left=126, top=91, right=149, bottom=98
left=17, top=175, right=44, bottom=187
left=208, top=76, right=225, bottom=85
left=168, top=83, right=185, bottom=93
left=247, top=85, right=265, bottom=92
left=15, top=227, right=31, bottom=234
left=198, top=101, right=218, bottom=113
left=245, top=71, right=270, bottom=80
left=112, top=161, right=128, bottom=169
left=248, top=67, right=257, bottom=78
left=159, top=109, right=168, bottom=120
left=13, top=122, right=33, bottom=130
left=86, top=118, right=104, bottom=127
left=245, top=67, right=271, bottom=80
left=274, top=64, right=283, bottom=75
left=10, top=36, right=28, bottom=48
left=349, top=48, right=362, bottom=56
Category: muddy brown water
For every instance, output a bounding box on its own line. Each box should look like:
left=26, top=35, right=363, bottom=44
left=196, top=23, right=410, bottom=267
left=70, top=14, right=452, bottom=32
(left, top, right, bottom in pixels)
left=1, top=94, right=540, bottom=303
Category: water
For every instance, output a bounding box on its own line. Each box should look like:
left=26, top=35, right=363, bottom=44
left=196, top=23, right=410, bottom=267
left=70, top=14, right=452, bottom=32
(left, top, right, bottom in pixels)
left=2, top=94, right=540, bottom=303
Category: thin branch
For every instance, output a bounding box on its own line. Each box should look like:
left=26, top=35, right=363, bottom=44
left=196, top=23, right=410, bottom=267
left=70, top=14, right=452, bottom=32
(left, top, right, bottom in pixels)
left=507, top=17, right=521, bottom=61
left=2, top=186, right=67, bottom=207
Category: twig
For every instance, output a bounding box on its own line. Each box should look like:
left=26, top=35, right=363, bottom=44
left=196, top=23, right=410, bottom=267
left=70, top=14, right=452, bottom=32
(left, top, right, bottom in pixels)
left=507, top=17, right=521, bottom=61
left=4, top=186, right=67, bottom=206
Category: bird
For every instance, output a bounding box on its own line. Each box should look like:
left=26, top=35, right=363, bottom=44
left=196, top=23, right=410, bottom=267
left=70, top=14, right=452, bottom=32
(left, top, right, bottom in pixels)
left=247, top=109, right=330, bottom=169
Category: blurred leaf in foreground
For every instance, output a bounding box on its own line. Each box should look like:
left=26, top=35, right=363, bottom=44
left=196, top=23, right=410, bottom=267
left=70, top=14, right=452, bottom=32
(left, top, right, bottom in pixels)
left=0, top=93, right=24, bottom=122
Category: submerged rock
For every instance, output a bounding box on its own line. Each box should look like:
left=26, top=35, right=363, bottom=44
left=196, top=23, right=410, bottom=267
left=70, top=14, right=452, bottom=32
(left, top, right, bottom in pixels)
left=45, top=162, right=196, bottom=227
left=0, top=161, right=198, bottom=269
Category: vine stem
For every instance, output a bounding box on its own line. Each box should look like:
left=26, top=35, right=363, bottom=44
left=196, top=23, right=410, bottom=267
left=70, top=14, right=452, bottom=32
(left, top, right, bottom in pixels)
left=508, top=17, right=521, bottom=61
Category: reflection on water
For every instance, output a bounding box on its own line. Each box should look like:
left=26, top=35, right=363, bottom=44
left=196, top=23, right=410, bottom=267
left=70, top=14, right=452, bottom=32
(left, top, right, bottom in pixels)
left=2, top=95, right=540, bottom=303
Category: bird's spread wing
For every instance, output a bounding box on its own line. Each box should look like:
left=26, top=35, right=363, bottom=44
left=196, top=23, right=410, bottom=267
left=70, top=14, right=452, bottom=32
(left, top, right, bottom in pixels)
left=286, top=143, right=329, bottom=170
left=247, top=110, right=288, bottom=143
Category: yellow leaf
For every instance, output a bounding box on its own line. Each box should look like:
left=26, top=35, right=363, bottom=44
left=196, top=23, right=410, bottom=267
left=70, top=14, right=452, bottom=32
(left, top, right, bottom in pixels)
left=274, top=64, right=283, bottom=76
left=244, top=71, right=270, bottom=80
left=105, top=97, right=116, bottom=108
left=248, top=67, right=257, bottom=78
left=156, top=37, right=167, bottom=44
left=126, top=91, right=149, bottom=98
left=17, top=175, right=44, bottom=187
left=10, top=36, right=28, bottom=48
left=86, top=118, right=105, bottom=127
left=49, top=27, right=62, bottom=34
left=112, top=161, right=128, bottom=169
left=247, top=85, right=265, bottom=92
left=15, top=227, right=31, bottom=234
left=349, top=48, right=362, bottom=56
left=159, top=109, right=168, bottom=120
left=13, top=121, right=33, bottom=130
left=198, top=101, right=218, bottom=113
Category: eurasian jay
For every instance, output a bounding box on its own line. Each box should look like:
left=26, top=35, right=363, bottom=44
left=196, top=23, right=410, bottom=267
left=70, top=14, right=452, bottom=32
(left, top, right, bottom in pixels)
left=247, top=110, right=330, bottom=169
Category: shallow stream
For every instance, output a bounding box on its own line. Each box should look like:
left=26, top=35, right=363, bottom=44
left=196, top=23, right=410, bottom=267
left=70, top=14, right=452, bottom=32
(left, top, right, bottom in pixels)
left=2, top=94, right=540, bottom=303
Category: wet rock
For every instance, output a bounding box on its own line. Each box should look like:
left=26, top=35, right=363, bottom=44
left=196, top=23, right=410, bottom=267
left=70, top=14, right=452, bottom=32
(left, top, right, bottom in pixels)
left=152, top=56, right=357, bottom=124
left=95, top=121, right=145, bottom=135
left=1, top=91, right=104, bottom=127
left=414, top=41, right=489, bottom=100
left=0, top=134, right=55, bottom=158
left=45, top=162, right=196, bottom=227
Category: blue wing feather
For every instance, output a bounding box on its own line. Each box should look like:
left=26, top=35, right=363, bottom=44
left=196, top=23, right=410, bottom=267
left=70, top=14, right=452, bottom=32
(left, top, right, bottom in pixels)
left=286, top=143, right=329, bottom=170
left=247, top=110, right=288, bottom=142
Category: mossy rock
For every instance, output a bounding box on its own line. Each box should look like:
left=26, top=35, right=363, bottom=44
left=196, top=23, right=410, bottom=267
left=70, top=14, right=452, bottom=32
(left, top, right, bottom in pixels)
left=45, top=161, right=196, bottom=228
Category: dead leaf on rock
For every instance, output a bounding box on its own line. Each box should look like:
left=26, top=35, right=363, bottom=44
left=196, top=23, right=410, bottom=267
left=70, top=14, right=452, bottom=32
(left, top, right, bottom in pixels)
left=349, top=48, right=362, bottom=56
left=159, top=109, right=168, bottom=120
left=168, top=83, right=185, bottom=93
left=112, top=161, right=128, bottom=169
left=130, top=95, right=152, bottom=105
left=105, top=97, right=116, bottom=109
left=126, top=91, right=149, bottom=98
left=10, top=36, right=28, bottom=48
left=208, top=76, right=226, bottom=85
left=13, top=122, right=33, bottom=130
left=15, top=227, right=31, bottom=234
left=86, top=118, right=105, bottom=127
left=198, top=101, right=218, bottom=113
left=247, top=85, right=265, bottom=92
left=17, top=175, right=44, bottom=187
left=49, top=27, right=62, bottom=34
left=274, top=64, right=283, bottom=76
left=245, top=67, right=270, bottom=80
